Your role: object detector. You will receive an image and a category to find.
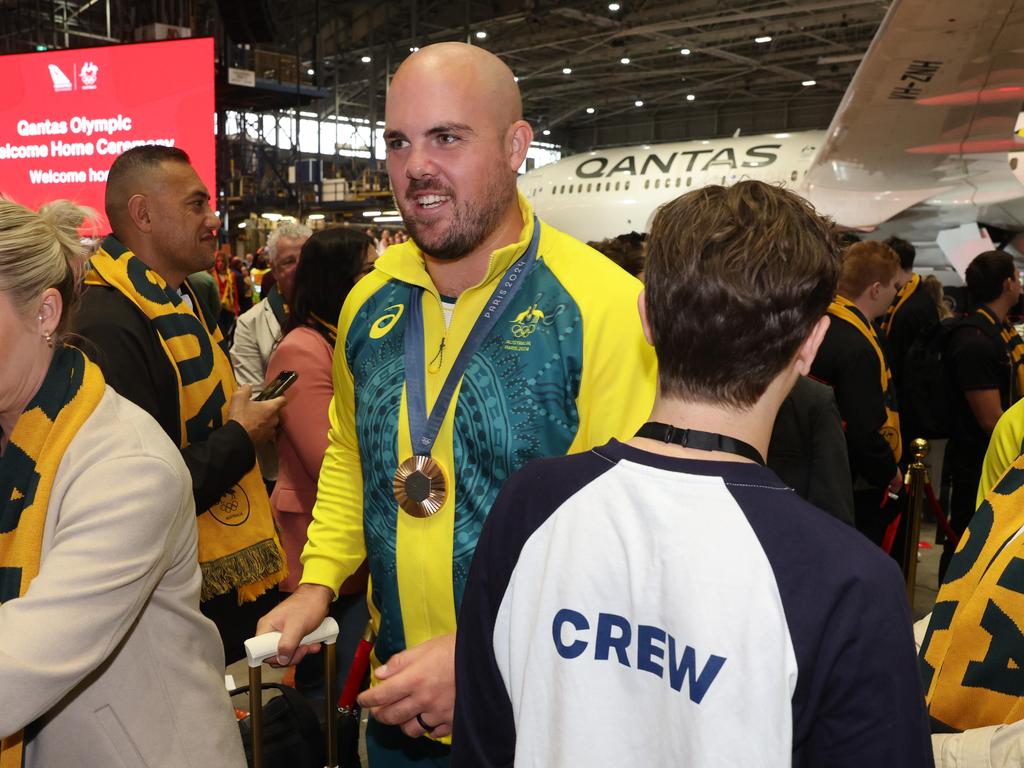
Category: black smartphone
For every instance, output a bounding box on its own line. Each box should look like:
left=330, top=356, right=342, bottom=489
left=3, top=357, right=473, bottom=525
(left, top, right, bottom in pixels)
left=256, top=370, right=298, bottom=401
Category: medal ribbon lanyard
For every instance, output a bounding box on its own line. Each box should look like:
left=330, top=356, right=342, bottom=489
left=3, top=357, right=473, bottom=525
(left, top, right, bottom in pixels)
left=403, top=216, right=540, bottom=457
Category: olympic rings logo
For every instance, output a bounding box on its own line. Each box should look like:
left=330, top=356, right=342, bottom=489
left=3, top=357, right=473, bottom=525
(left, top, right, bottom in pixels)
left=510, top=323, right=538, bottom=338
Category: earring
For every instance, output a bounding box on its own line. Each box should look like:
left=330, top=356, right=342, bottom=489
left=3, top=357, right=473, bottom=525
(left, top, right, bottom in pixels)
left=43, top=332, right=54, bottom=348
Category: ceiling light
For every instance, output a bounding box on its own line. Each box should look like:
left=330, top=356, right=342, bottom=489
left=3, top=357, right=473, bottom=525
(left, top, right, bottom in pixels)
left=383, top=210, right=399, bottom=216
left=634, top=99, right=644, bottom=107
left=586, top=107, right=595, bottom=114
left=475, top=30, right=487, bottom=39
left=686, top=94, right=695, bottom=101
left=562, top=67, right=572, bottom=74
left=410, top=46, right=420, bottom=52
left=361, top=55, right=372, bottom=63
left=802, top=79, right=816, bottom=86
left=238, top=222, right=247, bottom=229
left=513, top=76, right=519, bottom=82
left=361, top=210, right=383, bottom=218
left=543, top=129, right=551, bottom=135
left=755, top=35, right=772, bottom=44
left=680, top=48, right=691, bottom=55
left=306, top=68, right=315, bottom=75
left=608, top=2, right=621, bottom=10
left=620, top=57, right=630, bottom=64
left=773, top=133, right=791, bottom=138
left=307, top=214, right=325, bottom=221
left=261, top=213, right=282, bottom=221
left=374, top=215, right=403, bottom=223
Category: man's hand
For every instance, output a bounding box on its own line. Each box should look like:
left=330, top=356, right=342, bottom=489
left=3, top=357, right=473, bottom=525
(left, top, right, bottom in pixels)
left=255, top=583, right=334, bottom=666
left=228, top=384, right=286, bottom=445
left=357, top=633, right=456, bottom=739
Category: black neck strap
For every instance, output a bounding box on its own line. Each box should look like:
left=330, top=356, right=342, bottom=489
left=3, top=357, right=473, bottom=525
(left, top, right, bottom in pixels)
left=635, top=421, right=766, bottom=466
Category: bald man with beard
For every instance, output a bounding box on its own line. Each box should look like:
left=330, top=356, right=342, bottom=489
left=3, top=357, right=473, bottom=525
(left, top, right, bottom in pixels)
left=257, top=43, right=656, bottom=765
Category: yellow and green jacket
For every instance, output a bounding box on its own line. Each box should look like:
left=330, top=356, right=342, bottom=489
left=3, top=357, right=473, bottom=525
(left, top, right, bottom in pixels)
left=300, top=195, right=657, bottom=664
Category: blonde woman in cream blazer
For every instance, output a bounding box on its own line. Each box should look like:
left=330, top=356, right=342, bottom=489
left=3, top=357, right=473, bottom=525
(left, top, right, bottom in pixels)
left=0, top=197, right=244, bottom=768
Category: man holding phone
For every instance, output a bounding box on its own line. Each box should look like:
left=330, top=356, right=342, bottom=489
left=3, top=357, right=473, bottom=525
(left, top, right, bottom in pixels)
left=74, top=145, right=288, bottom=661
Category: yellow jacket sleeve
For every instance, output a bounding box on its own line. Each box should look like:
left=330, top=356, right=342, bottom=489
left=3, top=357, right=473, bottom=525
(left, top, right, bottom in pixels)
left=299, top=338, right=367, bottom=597
left=977, top=399, right=1024, bottom=507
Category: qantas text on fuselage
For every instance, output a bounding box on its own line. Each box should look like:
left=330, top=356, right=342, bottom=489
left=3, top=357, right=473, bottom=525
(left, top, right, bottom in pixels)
left=572, top=144, right=780, bottom=178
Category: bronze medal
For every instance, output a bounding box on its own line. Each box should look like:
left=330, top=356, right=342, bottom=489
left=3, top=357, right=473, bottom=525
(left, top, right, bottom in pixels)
left=393, top=455, right=448, bottom=517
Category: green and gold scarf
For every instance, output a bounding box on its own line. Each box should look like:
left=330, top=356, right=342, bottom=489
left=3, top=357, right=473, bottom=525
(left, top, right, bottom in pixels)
left=85, top=236, right=286, bottom=603
left=265, top=283, right=289, bottom=330
left=920, top=451, right=1024, bottom=730
left=976, top=306, right=1024, bottom=401
left=880, top=272, right=920, bottom=337
left=828, top=295, right=903, bottom=463
left=0, top=346, right=105, bottom=768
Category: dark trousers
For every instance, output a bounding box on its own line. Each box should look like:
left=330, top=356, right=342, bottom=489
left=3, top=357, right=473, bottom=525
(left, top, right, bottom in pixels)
left=853, top=487, right=898, bottom=548
left=201, top=587, right=279, bottom=664
left=939, top=470, right=982, bottom=585
left=366, top=718, right=451, bottom=768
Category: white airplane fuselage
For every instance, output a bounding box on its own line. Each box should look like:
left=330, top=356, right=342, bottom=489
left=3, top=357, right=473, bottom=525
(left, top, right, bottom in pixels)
left=520, top=131, right=823, bottom=241
left=520, top=130, right=1024, bottom=271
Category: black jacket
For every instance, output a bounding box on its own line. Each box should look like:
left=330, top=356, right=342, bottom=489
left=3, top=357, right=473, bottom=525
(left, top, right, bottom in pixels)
left=885, top=279, right=940, bottom=408
left=811, top=310, right=898, bottom=490
left=768, top=376, right=856, bottom=526
left=74, top=283, right=255, bottom=514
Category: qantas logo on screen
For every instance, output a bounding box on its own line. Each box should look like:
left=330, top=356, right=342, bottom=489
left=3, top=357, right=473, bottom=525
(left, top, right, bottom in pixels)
left=47, top=61, right=99, bottom=93
left=48, top=64, right=72, bottom=92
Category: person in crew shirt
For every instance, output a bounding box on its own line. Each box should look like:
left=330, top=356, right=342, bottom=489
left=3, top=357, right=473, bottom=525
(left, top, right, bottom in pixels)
left=255, top=42, right=656, bottom=765
left=810, top=240, right=902, bottom=546
left=453, top=180, right=932, bottom=768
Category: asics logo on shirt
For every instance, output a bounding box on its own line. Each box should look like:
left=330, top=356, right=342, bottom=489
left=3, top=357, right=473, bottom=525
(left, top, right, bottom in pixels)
left=370, top=304, right=405, bottom=339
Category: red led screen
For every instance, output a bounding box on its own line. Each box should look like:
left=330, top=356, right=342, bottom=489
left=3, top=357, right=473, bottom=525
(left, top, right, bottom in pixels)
left=0, top=37, right=215, bottom=231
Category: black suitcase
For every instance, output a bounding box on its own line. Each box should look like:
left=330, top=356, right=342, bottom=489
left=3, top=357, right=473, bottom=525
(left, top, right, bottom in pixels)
left=240, top=618, right=340, bottom=768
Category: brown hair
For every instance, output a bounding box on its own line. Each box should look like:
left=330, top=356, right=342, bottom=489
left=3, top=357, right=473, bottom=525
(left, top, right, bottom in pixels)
left=923, top=275, right=952, bottom=319
left=591, top=232, right=646, bottom=278
left=836, top=241, right=899, bottom=299
left=644, top=180, right=839, bottom=408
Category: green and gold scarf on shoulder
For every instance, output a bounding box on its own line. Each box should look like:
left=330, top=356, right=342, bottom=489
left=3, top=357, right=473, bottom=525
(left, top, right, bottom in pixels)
left=976, top=306, right=1024, bottom=401
left=880, top=272, right=920, bottom=337
left=828, top=295, right=902, bottom=463
left=84, top=236, right=286, bottom=603
left=0, top=345, right=105, bottom=768
left=920, top=451, right=1024, bottom=730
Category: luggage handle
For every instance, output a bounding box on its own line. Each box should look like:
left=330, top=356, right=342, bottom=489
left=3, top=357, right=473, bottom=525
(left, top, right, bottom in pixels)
left=243, top=617, right=340, bottom=768
left=244, top=617, right=340, bottom=667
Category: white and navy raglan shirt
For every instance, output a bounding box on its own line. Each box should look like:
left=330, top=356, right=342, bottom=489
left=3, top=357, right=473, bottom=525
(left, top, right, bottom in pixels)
left=452, top=440, right=933, bottom=767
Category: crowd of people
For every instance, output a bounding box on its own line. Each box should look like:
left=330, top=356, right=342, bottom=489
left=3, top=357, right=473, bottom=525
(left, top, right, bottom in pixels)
left=5, top=39, right=1024, bottom=768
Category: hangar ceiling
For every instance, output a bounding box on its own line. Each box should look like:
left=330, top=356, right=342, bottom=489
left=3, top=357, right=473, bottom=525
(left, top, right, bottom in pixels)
left=307, top=0, right=890, bottom=150
left=1, top=0, right=890, bottom=153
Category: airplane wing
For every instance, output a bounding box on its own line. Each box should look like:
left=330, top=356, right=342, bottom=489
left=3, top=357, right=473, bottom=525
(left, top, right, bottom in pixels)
left=801, top=0, right=1024, bottom=229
